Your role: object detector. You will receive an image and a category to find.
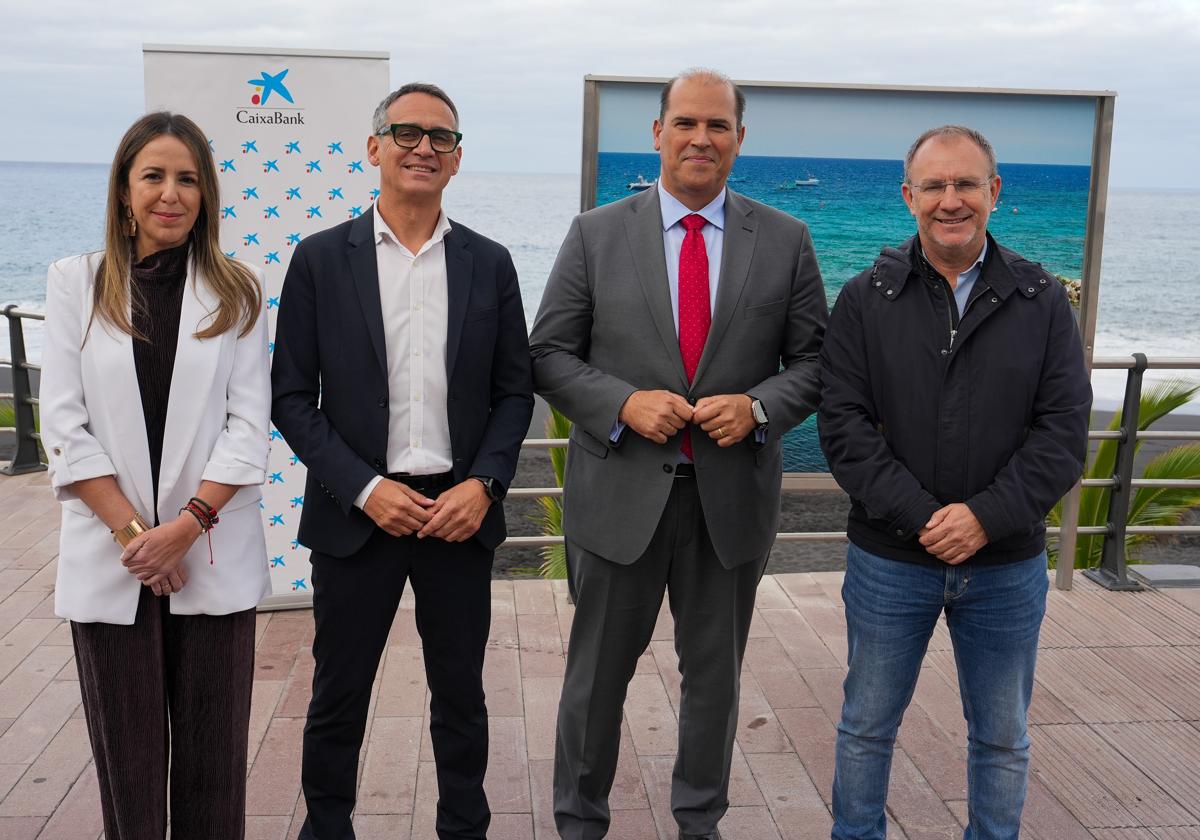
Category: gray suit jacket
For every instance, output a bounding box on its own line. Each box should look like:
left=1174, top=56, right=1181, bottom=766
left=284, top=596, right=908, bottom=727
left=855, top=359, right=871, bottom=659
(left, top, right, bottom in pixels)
left=529, top=187, right=827, bottom=568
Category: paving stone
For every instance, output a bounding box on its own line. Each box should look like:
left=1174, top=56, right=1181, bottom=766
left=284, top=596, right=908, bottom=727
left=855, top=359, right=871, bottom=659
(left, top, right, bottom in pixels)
left=0, top=719, right=91, bottom=817
left=0, top=679, right=80, bottom=765
left=517, top=612, right=565, bottom=677
left=356, top=715, right=421, bottom=814
left=625, top=673, right=677, bottom=757
left=33, top=763, right=103, bottom=840
left=486, top=716, right=531, bottom=813
left=745, top=751, right=831, bottom=840
left=0, top=644, right=73, bottom=718
left=514, top=579, right=556, bottom=615
left=522, top=676, right=562, bottom=762
left=245, top=716, right=305, bottom=816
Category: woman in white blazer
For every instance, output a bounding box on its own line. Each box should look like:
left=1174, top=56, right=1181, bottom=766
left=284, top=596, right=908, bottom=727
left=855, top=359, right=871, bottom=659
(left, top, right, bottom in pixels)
left=39, top=111, right=271, bottom=839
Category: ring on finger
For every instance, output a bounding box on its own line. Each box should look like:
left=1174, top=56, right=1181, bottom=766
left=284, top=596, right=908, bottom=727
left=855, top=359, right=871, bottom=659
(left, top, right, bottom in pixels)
left=718, top=426, right=727, bottom=438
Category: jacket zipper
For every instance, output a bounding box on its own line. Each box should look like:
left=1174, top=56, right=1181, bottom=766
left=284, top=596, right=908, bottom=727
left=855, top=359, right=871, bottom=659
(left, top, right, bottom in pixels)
left=941, top=278, right=959, bottom=352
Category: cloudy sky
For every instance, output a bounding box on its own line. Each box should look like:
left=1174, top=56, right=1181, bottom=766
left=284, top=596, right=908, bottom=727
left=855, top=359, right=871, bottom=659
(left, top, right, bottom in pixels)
left=3, top=0, right=1197, bottom=188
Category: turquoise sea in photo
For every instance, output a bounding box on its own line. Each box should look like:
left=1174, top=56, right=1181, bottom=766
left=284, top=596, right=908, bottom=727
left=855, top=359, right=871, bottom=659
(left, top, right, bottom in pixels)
left=599, top=152, right=1092, bottom=470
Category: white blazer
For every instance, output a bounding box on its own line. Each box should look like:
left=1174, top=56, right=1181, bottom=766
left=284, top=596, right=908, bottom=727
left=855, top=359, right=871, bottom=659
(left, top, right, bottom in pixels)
left=40, top=251, right=272, bottom=624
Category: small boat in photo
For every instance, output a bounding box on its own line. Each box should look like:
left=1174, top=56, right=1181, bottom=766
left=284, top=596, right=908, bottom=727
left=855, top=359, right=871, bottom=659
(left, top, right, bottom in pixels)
left=794, top=175, right=821, bottom=187
left=627, top=175, right=655, bottom=190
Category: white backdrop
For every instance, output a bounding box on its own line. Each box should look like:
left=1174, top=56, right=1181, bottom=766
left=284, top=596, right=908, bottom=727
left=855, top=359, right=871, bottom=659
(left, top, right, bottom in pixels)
left=143, top=44, right=390, bottom=608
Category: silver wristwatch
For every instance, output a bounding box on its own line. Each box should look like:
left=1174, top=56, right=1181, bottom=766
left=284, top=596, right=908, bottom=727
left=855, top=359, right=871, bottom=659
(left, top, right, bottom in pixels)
left=750, top=398, right=769, bottom=432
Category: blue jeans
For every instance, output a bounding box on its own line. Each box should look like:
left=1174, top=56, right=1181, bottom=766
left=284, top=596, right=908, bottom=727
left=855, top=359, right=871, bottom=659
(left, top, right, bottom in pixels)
left=831, top=544, right=1048, bottom=840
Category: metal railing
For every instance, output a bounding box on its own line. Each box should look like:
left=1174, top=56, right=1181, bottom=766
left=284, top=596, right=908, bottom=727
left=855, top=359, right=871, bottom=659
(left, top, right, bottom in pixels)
left=1057, top=354, right=1200, bottom=591
left=1, top=306, right=45, bottom=476
left=4, top=301, right=1197, bottom=591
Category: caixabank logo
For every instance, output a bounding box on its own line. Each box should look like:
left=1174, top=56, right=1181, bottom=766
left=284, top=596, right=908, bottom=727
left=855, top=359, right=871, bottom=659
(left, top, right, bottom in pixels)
left=237, top=68, right=305, bottom=125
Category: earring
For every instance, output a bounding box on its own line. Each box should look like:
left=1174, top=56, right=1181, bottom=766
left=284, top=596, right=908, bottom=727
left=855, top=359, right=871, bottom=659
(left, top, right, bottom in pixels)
left=125, top=206, right=137, bottom=237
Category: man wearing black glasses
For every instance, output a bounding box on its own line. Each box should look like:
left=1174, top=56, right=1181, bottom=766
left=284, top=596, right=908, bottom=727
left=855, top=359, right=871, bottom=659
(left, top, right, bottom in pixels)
left=272, top=82, right=533, bottom=840
left=818, top=125, right=1091, bottom=839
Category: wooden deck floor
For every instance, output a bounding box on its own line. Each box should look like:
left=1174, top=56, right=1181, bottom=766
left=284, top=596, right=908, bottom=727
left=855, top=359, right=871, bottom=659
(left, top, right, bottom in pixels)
left=2, top=470, right=1199, bottom=839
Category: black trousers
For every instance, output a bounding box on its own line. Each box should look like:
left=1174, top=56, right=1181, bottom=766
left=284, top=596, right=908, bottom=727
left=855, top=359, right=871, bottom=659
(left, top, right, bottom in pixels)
left=299, top=524, right=494, bottom=840
left=71, top=585, right=256, bottom=840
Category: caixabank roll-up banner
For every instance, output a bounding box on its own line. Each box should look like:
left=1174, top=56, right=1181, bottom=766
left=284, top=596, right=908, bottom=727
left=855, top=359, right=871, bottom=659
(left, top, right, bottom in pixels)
left=143, top=44, right=389, bottom=609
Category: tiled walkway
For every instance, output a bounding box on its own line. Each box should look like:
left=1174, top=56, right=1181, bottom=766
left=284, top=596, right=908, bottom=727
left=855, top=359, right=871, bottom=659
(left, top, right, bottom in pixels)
left=2, top=471, right=1199, bottom=839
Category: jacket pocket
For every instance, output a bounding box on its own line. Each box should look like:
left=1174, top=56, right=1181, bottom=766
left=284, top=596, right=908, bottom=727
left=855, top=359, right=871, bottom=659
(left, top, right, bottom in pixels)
left=743, top=299, right=786, bottom=319
left=571, top=428, right=609, bottom=459
left=465, top=305, right=499, bottom=322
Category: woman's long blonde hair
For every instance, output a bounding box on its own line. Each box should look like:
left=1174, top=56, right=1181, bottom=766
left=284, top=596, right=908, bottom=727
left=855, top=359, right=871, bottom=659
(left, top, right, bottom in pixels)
left=93, top=111, right=261, bottom=340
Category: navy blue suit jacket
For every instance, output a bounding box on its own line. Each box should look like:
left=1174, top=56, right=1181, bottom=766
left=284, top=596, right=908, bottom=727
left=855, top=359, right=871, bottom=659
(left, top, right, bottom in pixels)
left=271, top=207, right=534, bottom=557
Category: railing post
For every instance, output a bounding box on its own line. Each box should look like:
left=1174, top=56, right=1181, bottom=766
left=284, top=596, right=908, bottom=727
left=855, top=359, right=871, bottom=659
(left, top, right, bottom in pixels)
left=1083, top=353, right=1146, bottom=591
left=1054, top=481, right=1082, bottom=590
left=2, top=305, right=46, bottom=476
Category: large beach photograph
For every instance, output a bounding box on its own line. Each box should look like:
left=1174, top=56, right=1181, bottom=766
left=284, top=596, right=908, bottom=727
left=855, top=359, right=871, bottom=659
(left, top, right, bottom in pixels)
left=592, top=80, right=1099, bottom=471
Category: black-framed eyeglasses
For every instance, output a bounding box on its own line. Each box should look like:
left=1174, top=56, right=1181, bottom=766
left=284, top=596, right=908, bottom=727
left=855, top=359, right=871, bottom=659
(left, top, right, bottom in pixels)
left=380, top=123, right=463, bottom=153
left=907, top=178, right=993, bottom=199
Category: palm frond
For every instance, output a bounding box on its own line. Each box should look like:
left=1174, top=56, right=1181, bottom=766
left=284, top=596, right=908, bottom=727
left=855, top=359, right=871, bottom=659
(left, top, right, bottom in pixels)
left=532, top=405, right=573, bottom=579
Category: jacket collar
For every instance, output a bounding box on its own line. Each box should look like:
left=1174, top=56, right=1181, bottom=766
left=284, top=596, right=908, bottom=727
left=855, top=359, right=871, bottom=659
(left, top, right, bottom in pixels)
left=870, top=232, right=1050, bottom=303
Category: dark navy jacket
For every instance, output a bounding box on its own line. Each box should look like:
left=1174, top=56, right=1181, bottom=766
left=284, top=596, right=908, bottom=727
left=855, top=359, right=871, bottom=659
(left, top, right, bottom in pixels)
left=271, top=208, right=534, bottom=557
left=818, top=233, right=1092, bottom=565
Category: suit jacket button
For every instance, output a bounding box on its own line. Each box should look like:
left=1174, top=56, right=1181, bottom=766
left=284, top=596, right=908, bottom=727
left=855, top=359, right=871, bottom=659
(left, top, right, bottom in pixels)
left=663, top=464, right=673, bottom=474
left=377, top=397, right=386, bottom=408
left=373, top=458, right=384, bottom=468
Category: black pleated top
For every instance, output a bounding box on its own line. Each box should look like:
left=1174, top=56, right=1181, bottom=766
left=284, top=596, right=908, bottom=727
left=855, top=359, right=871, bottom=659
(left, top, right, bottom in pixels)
left=130, top=242, right=189, bottom=512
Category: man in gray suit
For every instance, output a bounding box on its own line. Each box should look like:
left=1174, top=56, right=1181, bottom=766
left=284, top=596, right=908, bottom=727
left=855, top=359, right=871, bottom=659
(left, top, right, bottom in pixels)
left=530, top=68, right=827, bottom=840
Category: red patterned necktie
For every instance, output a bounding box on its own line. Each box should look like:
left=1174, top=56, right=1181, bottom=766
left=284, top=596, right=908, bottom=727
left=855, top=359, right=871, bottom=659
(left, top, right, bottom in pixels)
left=678, top=213, right=711, bottom=459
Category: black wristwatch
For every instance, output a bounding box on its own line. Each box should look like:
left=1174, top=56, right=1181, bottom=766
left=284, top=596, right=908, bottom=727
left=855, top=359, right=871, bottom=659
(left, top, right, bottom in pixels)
left=750, top=398, right=769, bottom=432
left=470, top=475, right=505, bottom=502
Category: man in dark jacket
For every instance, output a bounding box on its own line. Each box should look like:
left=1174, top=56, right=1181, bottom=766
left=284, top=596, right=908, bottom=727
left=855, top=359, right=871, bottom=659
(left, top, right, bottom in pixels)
left=818, top=125, right=1091, bottom=840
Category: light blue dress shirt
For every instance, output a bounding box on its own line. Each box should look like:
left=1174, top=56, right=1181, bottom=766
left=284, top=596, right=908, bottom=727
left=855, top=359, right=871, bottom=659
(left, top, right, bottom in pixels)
left=951, top=239, right=988, bottom=317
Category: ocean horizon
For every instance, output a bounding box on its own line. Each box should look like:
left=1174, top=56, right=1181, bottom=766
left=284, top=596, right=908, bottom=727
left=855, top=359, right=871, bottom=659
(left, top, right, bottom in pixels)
left=2, top=160, right=1197, bottom=469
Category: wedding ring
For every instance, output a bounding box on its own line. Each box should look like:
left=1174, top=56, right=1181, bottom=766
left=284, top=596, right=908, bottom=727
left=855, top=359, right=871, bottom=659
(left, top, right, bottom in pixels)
left=718, top=426, right=727, bottom=438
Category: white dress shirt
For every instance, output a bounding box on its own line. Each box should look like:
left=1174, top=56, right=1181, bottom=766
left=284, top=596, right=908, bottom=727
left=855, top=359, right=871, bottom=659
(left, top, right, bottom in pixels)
left=354, top=209, right=454, bottom=509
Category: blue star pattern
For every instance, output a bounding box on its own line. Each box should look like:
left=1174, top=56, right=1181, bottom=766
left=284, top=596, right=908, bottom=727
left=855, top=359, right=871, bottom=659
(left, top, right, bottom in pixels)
left=209, top=131, right=381, bottom=603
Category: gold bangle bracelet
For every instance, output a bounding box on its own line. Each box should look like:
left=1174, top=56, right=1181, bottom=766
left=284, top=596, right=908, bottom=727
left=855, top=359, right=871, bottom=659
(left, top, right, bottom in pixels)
left=112, top=512, right=151, bottom=547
